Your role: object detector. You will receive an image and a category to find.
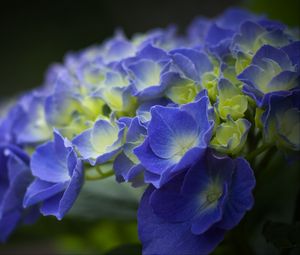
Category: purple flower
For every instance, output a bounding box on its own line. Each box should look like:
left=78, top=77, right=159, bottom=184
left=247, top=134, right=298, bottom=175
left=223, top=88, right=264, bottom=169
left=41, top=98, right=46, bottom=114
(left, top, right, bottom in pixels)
left=23, top=131, right=83, bottom=220
left=138, top=150, right=255, bottom=255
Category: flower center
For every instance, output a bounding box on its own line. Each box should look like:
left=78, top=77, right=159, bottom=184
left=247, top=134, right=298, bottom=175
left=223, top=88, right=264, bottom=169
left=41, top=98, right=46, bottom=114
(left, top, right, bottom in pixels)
left=206, top=191, right=222, bottom=203
left=205, top=183, right=222, bottom=204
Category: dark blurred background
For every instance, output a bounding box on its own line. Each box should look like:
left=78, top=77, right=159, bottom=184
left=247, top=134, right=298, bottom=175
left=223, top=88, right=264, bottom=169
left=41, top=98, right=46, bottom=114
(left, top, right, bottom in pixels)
left=0, top=0, right=299, bottom=254
left=0, top=0, right=299, bottom=96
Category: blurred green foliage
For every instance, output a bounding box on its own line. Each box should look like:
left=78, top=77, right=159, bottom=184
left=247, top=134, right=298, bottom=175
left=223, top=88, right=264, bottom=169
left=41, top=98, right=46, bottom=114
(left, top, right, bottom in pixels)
left=0, top=217, right=139, bottom=254
left=246, top=0, right=300, bottom=26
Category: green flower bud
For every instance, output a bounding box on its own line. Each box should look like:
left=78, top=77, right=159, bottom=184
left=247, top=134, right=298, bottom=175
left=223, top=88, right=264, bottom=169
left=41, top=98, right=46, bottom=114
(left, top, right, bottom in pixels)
left=217, top=79, right=248, bottom=120
left=210, top=116, right=251, bottom=155
left=165, top=79, right=199, bottom=104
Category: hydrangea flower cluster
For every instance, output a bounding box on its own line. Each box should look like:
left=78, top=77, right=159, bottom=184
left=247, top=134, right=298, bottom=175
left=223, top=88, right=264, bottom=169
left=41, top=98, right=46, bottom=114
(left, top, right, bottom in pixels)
left=0, top=8, right=299, bottom=254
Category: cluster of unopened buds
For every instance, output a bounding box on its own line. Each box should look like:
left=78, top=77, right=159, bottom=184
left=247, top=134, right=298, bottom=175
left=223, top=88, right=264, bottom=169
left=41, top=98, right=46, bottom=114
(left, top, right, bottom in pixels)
left=0, top=8, right=299, bottom=255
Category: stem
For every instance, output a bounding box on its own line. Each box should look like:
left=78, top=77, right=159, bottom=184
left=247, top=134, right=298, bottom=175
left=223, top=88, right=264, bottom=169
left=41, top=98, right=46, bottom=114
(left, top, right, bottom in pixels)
left=85, top=167, right=114, bottom=181
left=246, top=144, right=271, bottom=162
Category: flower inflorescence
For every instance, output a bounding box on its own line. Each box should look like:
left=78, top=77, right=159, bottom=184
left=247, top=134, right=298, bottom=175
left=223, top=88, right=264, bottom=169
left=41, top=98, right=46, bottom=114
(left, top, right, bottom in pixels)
left=0, top=7, right=299, bottom=254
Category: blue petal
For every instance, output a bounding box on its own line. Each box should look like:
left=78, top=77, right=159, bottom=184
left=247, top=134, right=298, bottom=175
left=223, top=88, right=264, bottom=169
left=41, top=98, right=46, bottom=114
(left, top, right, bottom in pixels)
left=137, top=44, right=169, bottom=62
left=0, top=211, right=21, bottom=243
left=56, top=162, right=84, bottom=219
left=181, top=96, right=213, bottom=145
left=114, top=152, right=145, bottom=187
left=40, top=161, right=83, bottom=220
left=170, top=48, right=213, bottom=81
left=138, top=186, right=225, bottom=255
left=23, top=179, right=67, bottom=208
left=150, top=172, right=198, bottom=222
left=216, top=8, right=259, bottom=31
left=281, top=41, right=300, bottom=68
left=30, top=132, right=71, bottom=183
left=148, top=106, right=198, bottom=159
left=217, top=158, right=255, bottom=230
left=252, top=45, right=292, bottom=70
left=205, top=23, right=235, bottom=46
left=267, top=71, right=300, bottom=91
left=134, top=138, right=174, bottom=175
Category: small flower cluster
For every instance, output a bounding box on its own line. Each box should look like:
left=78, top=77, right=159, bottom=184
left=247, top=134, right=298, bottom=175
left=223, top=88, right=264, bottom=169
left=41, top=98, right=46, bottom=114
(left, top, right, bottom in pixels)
left=0, top=8, right=299, bottom=254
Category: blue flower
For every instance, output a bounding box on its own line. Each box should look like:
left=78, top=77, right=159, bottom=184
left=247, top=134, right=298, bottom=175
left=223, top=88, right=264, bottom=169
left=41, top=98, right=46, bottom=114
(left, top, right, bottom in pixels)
left=261, top=89, right=300, bottom=151
left=125, top=44, right=173, bottom=101
left=170, top=48, right=213, bottom=83
left=281, top=41, right=300, bottom=70
left=238, top=45, right=300, bottom=106
left=10, top=93, right=52, bottom=145
left=91, top=65, right=137, bottom=115
left=23, top=131, right=83, bottom=220
left=138, top=149, right=255, bottom=255
left=72, top=118, right=126, bottom=166
left=0, top=144, right=38, bottom=242
left=232, top=21, right=291, bottom=58
left=232, top=21, right=295, bottom=75
left=204, top=8, right=259, bottom=57
left=0, top=104, right=22, bottom=143
left=45, top=69, right=106, bottom=139
left=100, top=35, right=136, bottom=65
left=114, top=117, right=147, bottom=187
left=136, top=98, right=171, bottom=124
left=134, top=93, right=214, bottom=188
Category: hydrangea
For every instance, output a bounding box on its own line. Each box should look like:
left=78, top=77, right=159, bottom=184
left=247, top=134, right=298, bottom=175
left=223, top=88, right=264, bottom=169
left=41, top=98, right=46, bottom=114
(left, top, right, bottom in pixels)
left=0, top=144, right=38, bottom=242
left=23, top=131, right=83, bottom=220
left=138, top=150, right=255, bottom=255
left=134, top=94, right=214, bottom=188
left=261, top=90, right=300, bottom=151
left=238, top=45, right=300, bottom=106
left=0, top=7, right=299, bottom=254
